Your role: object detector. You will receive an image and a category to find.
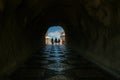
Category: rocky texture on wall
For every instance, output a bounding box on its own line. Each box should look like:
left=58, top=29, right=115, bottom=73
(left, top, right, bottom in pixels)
left=0, top=0, right=120, bottom=77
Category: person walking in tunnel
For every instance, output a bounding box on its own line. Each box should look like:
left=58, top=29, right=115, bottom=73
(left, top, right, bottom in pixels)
left=54, top=38, right=58, bottom=45
left=57, top=38, right=60, bottom=45
left=51, top=38, right=54, bottom=45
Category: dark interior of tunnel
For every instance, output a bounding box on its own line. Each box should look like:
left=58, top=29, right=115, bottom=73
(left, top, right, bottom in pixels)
left=0, top=0, right=120, bottom=79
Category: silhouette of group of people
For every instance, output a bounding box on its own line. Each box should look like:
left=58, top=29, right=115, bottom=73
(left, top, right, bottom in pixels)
left=51, top=38, right=61, bottom=45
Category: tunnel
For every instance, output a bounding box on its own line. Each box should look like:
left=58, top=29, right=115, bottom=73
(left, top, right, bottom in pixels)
left=0, top=0, right=120, bottom=79
left=45, top=26, right=66, bottom=45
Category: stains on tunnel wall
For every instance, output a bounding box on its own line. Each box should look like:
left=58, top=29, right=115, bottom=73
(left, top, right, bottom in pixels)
left=0, top=0, right=120, bottom=77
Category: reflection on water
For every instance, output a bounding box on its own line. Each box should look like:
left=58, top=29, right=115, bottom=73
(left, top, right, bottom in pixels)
left=42, top=45, right=73, bottom=72
left=49, top=53, right=64, bottom=57
left=47, top=75, right=72, bottom=80
left=44, top=63, right=72, bottom=72
left=10, top=45, right=117, bottom=80
left=46, top=57, right=66, bottom=62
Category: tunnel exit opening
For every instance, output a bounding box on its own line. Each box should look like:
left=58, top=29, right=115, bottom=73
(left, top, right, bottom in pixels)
left=45, top=26, right=66, bottom=45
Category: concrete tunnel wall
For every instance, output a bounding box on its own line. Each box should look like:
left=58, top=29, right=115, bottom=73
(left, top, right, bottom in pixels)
left=0, top=0, right=120, bottom=77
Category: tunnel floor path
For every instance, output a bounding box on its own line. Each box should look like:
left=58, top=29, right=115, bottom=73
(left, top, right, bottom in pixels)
left=9, top=45, right=117, bottom=80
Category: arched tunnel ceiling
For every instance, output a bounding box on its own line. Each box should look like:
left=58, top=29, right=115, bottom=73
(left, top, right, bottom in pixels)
left=26, top=0, right=78, bottom=25
left=0, top=0, right=120, bottom=50
left=1, top=0, right=119, bottom=28
left=0, top=0, right=120, bottom=77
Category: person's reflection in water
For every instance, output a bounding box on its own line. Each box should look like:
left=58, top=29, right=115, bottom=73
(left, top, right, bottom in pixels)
left=51, top=38, right=54, bottom=45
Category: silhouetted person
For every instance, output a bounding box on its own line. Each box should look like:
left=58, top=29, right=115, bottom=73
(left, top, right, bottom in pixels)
left=55, top=38, right=58, bottom=44
left=57, top=38, right=60, bottom=44
left=51, top=38, right=54, bottom=45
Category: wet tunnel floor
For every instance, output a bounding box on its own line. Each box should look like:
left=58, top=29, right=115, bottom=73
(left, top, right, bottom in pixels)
left=9, top=45, right=117, bottom=80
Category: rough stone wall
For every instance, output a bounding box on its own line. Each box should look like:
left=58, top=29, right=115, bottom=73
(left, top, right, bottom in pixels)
left=0, top=0, right=120, bottom=77
left=0, top=1, right=34, bottom=76
left=72, top=0, right=120, bottom=74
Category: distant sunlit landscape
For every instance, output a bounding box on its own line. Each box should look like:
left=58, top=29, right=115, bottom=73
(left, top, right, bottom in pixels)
left=45, top=26, right=66, bottom=45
